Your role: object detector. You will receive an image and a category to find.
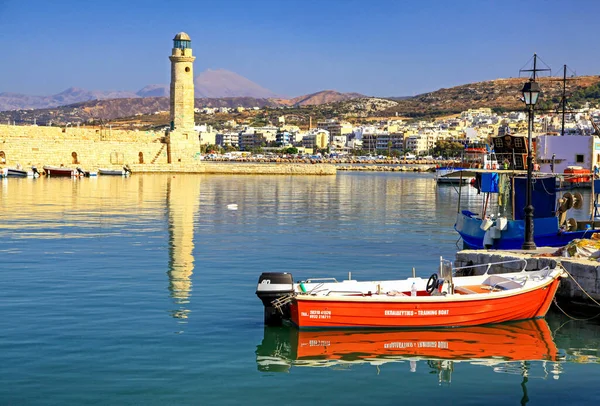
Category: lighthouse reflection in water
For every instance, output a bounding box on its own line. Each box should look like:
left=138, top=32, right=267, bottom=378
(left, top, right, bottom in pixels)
left=256, top=319, right=562, bottom=383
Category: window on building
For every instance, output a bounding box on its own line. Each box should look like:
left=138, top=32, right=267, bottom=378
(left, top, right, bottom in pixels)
left=576, top=154, right=585, bottom=163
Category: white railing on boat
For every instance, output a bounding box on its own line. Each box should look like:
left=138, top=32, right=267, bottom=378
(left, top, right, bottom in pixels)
left=448, top=257, right=528, bottom=275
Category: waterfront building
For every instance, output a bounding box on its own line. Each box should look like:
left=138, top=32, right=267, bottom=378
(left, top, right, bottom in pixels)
left=236, top=126, right=277, bottom=150
left=276, top=131, right=293, bottom=147
left=536, top=134, right=600, bottom=174
left=302, top=129, right=330, bottom=150
left=216, top=132, right=239, bottom=148
left=375, top=132, right=404, bottom=153
left=405, top=134, right=430, bottom=155
left=330, top=135, right=348, bottom=151
left=317, top=119, right=353, bottom=144
left=195, top=124, right=217, bottom=145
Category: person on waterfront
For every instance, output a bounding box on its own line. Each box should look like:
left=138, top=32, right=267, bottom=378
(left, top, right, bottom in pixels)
left=503, top=159, right=509, bottom=170
left=594, top=165, right=599, bottom=179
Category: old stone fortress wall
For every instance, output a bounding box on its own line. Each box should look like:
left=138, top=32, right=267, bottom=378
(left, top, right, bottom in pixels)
left=0, top=124, right=168, bottom=168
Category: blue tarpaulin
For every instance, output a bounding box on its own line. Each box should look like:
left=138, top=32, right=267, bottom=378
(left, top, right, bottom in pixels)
left=513, top=176, right=556, bottom=220
left=480, top=173, right=499, bottom=193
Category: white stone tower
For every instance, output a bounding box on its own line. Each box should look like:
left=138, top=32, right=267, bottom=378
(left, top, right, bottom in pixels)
left=170, top=32, right=196, bottom=130
left=167, top=32, right=200, bottom=163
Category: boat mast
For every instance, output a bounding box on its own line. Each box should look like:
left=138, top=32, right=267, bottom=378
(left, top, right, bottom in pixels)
left=561, top=64, right=567, bottom=136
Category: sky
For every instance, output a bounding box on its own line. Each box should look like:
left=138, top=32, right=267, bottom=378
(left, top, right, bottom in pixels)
left=1, top=0, right=599, bottom=98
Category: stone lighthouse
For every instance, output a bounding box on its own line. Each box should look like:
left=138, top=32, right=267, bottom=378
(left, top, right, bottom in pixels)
left=167, top=32, right=200, bottom=163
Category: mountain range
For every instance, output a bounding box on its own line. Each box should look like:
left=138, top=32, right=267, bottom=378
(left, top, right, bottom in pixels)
left=2, top=72, right=599, bottom=124
left=0, top=69, right=362, bottom=111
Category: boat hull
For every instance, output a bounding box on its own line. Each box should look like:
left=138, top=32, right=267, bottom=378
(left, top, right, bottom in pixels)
left=98, top=169, right=127, bottom=176
left=455, top=212, right=597, bottom=249
left=6, top=168, right=28, bottom=177
left=43, top=166, right=75, bottom=177
left=435, top=168, right=472, bottom=185
left=290, top=277, right=560, bottom=329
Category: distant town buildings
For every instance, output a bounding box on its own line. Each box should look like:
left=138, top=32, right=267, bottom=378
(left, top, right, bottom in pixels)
left=177, top=92, right=600, bottom=156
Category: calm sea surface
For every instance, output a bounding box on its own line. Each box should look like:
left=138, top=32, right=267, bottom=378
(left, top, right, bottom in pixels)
left=1, top=172, right=599, bottom=405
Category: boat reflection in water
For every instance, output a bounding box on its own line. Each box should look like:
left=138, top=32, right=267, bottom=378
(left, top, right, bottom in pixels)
left=256, top=319, right=561, bottom=382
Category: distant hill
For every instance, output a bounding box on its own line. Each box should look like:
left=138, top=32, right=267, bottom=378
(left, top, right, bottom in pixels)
left=4, top=75, right=600, bottom=124
left=0, top=87, right=137, bottom=111
left=0, top=96, right=287, bottom=124
left=0, top=69, right=280, bottom=111
left=194, top=69, right=279, bottom=98
left=282, top=90, right=366, bottom=106
left=380, top=75, right=600, bottom=117
left=136, top=84, right=169, bottom=97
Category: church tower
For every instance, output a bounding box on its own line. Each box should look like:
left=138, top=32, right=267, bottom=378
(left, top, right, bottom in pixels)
left=167, top=32, right=200, bottom=163
left=170, top=32, right=196, bottom=130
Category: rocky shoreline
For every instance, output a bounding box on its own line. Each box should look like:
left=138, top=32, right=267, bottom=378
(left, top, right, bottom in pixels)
left=336, top=164, right=436, bottom=172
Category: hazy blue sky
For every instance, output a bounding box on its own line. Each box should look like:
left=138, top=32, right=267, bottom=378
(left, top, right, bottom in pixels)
left=0, top=0, right=598, bottom=97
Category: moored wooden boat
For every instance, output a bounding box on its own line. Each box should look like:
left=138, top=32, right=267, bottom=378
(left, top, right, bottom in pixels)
left=454, top=173, right=600, bottom=249
left=256, top=318, right=558, bottom=372
left=43, top=166, right=76, bottom=177
left=435, top=167, right=471, bottom=185
left=256, top=258, right=565, bottom=329
left=76, top=167, right=97, bottom=177
left=98, top=167, right=131, bottom=176
left=1, top=167, right=28, bottom=177
left=6, top=168, right=28, bottom=177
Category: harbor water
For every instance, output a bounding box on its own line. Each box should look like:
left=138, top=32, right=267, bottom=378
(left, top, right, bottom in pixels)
left=0, top=172, right=599, bottom=405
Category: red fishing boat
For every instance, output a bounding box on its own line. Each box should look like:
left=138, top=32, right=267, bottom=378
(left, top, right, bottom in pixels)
left=256, top=258, right=565, bottom=329
left=43, top=165, right=76, bottom=177
left=256, top=318, right=558, bottom=372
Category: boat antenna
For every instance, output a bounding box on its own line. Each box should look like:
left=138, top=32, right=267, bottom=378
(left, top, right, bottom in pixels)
left=519, top=53, right=551, bottom=82
left=549, top=64, right=577, bottom=135
left=518, top=53, right=551, bottom=111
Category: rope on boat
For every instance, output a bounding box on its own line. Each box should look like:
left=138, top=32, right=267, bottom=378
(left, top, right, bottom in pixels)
left=454, top=235, right=463, bottom=249
left=551, top=262, right=600, bottom=321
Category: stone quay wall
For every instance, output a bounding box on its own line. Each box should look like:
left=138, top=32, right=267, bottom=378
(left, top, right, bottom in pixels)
left=455, top=250, right=600, bottom=304
left=0, top=124, right=168, bottom=168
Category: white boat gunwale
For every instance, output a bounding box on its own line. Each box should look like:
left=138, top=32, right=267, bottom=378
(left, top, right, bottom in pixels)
left=293, top=267, right=563, bottom=303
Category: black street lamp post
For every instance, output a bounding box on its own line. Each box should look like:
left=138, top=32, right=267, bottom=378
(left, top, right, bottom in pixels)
left=521, top=79, right=541, bottom=250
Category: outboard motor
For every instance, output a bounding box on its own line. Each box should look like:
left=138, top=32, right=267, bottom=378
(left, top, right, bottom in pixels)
left=256, top=272, right=294, bottom=326
left=31, top=166, right=41, bottom=177
left=123, top=165, right=132, bottom=175
left=76, top=167, right=87, bottom=177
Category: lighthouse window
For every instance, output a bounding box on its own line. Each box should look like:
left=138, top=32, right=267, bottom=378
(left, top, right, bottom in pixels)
left=174, top=40, right=190, bottom=49
left=185, top=67, right=190, bottom=73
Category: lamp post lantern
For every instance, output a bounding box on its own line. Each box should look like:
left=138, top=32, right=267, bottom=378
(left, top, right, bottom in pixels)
left=521, top=79, right=540, bottom=250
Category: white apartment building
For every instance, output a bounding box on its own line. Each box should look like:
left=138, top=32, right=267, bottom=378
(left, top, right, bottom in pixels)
left=352, top=125, right=378, bottom=141
left=216, top=132, right=239, bottom=148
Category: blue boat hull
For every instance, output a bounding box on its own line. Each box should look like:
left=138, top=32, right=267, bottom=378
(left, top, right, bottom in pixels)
left=455, top=212, right=597, bottom=249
